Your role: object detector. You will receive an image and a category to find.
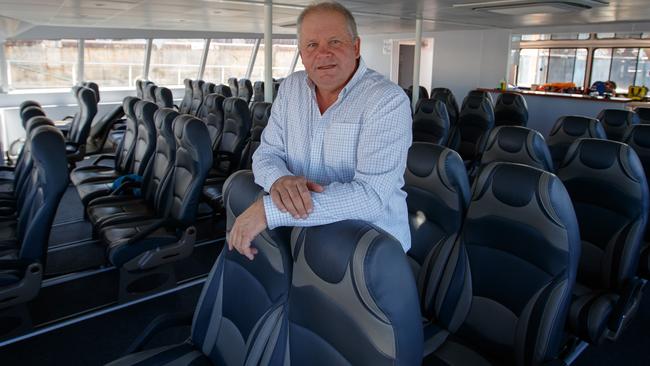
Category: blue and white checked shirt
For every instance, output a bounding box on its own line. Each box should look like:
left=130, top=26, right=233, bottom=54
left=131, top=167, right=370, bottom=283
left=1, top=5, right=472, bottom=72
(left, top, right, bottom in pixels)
left=252, top=59, right=412, bottom=251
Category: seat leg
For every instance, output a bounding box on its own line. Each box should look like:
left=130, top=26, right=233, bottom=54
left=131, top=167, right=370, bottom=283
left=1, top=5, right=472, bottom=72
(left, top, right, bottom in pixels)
left=118, top=264, right=176, bottom=303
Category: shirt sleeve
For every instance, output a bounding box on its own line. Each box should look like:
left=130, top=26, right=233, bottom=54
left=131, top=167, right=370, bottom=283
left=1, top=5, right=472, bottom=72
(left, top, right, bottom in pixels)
left=252, top=83, right=294, bottom=192
left=263, top=87, right=412, bottom=229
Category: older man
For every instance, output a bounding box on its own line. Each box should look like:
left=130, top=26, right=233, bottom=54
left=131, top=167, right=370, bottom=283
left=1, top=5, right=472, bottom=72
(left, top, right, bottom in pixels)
left=229, top=1, right=412, bottom=259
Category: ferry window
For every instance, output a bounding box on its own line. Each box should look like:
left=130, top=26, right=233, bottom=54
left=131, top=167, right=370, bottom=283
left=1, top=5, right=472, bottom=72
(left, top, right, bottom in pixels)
left=521, top=34, right=551, bottom=41
left=591, top=48, right=643, bottom=93
left=84, top=39, right=146, bottom=89
left=516, top=48, right=549, bottom=87
left=149, top=39, right=205, bottom=87
left=591, top=48, right=612, bottom=85
left=635, top=49, right=650, bottom=87
left=550, top=33, right=590, bottom=40
left=547, top=48, right=587, bottom=85
left=4, top=39, right=79, bottom=90
left=203, top=39, right=257, bottom=84
left=294, top=54, right=305, bottom=72
left=596, top=33, right=643, bottom=40
left=250, top=39, right=298, bottom=81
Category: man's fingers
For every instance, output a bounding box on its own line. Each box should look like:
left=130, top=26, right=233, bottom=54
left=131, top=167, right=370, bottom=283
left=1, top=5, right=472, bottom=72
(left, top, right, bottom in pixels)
left=296, top=183, right=313, bottom=213
left=306, top=180, right=324, bottom=193
left=288, top=184, right=308, bottom=218
left=278, top=188, right=299, bottom=218
left=270, top=190, right=287, bottom=213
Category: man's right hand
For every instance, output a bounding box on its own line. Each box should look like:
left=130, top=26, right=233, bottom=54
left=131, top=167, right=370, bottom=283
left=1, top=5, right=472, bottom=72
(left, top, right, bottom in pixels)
left=270, top=176, right=324, bottom=219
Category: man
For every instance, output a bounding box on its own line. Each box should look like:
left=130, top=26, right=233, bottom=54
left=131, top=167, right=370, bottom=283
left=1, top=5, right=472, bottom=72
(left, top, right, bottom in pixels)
left=228, top=1, right=412, bottom=259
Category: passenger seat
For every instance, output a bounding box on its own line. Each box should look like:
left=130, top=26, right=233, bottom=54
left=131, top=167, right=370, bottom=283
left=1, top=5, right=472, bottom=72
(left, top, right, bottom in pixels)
left=547, top=115, right=606, bottom=170
left=447, top=91, right=495, bottom=168
left=412, top=99, right=450, bottom=145
left=597, top=108, right=640, bottom=141
left=478, top=126, right=553, bottom=174
left=494, top=92, right=528, bottom=127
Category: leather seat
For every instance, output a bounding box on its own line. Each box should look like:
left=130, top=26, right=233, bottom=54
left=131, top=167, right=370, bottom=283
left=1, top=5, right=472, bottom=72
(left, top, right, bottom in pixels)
left=202, top=81, right=216, bottom=96
left=597, top=108, right=640, bottom=141
left=547, top=115, right=606, bottom=170
left=208, top=97, right=251, bottom=178
left=143, top=83, right=157, bottom=103
left=20, top=105, right=46, bottom=129
left=100, top=114, right=212, bottom=269
left=409, top=84, right=429, bottom=100
left=466, top=89, right=494, bottom=106
left=228, top=77, right=239, bottom=98
left=253, top=80, right=265, bottom=102
left=494, top=92, right=528, bottom=127
left=0, top=124, right=68, bottom=309
left=178, top=79, right=193, bottom=114
left=75, top=100, right=157, bottom=205
left=106, top=170, right=291, bottom=365
left=634, top=106, right=650, bottom=124
left=478, top=126, right=553, bottom=173
left=404, top=143, right=470, bottom=301
left=66, top=86, right=99, bottom=164
left=69, top=97, right=139, bottom=186
left=423, top=162, right=580, bottom=365
left=447, top=92, right=495, bottom=166
left=189, top=80, right=205, bottom=116
left=85, top=103, right=126, bottom=155
left=430, top=88, right=460, bottom=132
left=86, top=109, right=179, bottom=229
left=237, top=78, right=253, bottom=104
left=290, top=220, right=423, bottom=365
left=557, top=138, right=648, bottom=344
left=0, top=107, right=47, bottom=186
left=19, top=100, right=41, bottom=117
left=214, top=84, right=232, bottom=98
left=154, top=86, right=174, bottom=108
left=413, top=99, right=450, bottom=144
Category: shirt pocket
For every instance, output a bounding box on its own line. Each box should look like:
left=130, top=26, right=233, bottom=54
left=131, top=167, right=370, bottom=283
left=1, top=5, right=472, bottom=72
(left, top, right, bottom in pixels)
left=323, top=122, right=362, bottom=178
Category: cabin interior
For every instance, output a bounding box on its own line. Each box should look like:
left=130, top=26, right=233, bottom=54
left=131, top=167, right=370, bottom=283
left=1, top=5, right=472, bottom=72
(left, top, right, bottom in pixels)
left=0, top=0, right=649, bottom=365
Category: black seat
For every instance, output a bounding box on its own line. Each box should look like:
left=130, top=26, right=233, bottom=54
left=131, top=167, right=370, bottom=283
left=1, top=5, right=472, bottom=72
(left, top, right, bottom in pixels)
left=409, top=84, right=429, bottom=100
left=0, top=107, right=47, bottom=187
left=634, top=106, right=650, bottom=124
left=202, top=81, right=216, bottom=96
left=154, top=86, right=174, bottom=108
left=106, top=170, right=291, bottom=365
left=86, top=108, right=179, bottom=229
left=201, top=94, right=226, bottom=153
left=69, top=97, right=139, bottom=186
left=81, top=81, right=100, bottom=103
left=237, top=78, right=253, bottom=104
left=253, top=80, right=265, bottom=102
left=412, top=99, right=450, bottom=144
left=228, top=77, right=239, bottom=97
left=557, top=139, right=648, bottom=343
left=404, top=143, right=469, bottom=301
left=423, top=162, right=580, bottom=365
left=494, top=92, right=528, bottom=127
left=178, top=79, right=193, bottom=114
left=241, top=102, right=271, bottom=170
left=430, top=87, right=460, bottom=133
left=466, top=89, right=494, bottom=106
left=66, top=86, right=99, bottom=164
left=19, top=100, right=41, bottom=116
left=290, top=220, right=423, bottom=365
left=479, top=126, right=553, bottom=173
left=189, top=80, right=205, bottom=116
left=0, top=124, right=68, bottom=309
left=448, top=92, right=495, bottom=165
left=214, top=84, right=232, bottom=98
left=85, top=104, right=126, bottom=155
left=547, top=115, right=606, bottom=170
left=597, top=108, right=640, bottom=141
left=75, top=100, right=157, bottom=205
left=99, top=114, right=212, bottom=269
left=143, top=83, right=157, bottom=103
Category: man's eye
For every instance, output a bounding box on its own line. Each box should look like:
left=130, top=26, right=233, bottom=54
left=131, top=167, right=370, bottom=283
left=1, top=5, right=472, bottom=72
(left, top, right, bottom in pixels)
left=330, top=40, right=341, bottom=46
left=307, top=43, right=317, bottom=49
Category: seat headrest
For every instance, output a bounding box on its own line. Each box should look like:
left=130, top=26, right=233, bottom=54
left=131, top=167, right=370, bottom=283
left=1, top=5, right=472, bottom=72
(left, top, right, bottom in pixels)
left=223, top=97, right=251, bottom=123
left=21, top=106, right=46, bottom=129
left=154, top=108, right=180, bottom=138
left=25, top=116, right=55, bottom=136
left=214, top=84, right=232, bottom=98
left=223, top=170, right=265, bottom=217
left=19, top=100, right=41, bottom=113
left=82, top=81, right=100, bottom=102
left=459, top=93, right=495, bottom=124
left=29, top=125, right=68, bottom=188
left=626, top=124, right=650, bottom=148
left=172, top=114, right=213, bottom=170
left=634, top=107, right=650, bottom=123
left=555, top=115, right=606, bottom=138
left=78, top=87, right=96, bottom=105
left=184, top=79, right=192, bottom=89
left=202, top=82, right=216, bottom=95
left=134, top=100, right=158, bottom=124
left=155, top=86, right=173, bottom=108
left=598, top=109, right=640, bottom=127
left=494, top=93, right=528, bottom=123
left=203, top=94, right=225, bottom=113
left=563, top=138, right=644, bottom=179
left=122, top=96, right=139, bottom=120
left=144, top=84, right=157, bottom=102
left=465, top=90, right=494, bottom=107
left=251, top=102, right=272, bottom=124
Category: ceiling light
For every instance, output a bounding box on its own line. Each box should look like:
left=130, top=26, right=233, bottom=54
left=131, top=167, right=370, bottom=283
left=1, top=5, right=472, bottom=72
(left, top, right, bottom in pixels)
left=453, top=0, right=609, bottom=15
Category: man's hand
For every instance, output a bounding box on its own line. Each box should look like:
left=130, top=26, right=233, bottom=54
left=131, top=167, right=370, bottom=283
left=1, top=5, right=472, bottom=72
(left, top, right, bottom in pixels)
left=270, top=176, right=324, bottom=219
left=228, top=199, right=268, bottom=260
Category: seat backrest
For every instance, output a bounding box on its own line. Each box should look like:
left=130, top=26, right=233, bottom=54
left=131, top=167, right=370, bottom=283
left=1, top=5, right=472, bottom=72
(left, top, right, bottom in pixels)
left=20, top=106, right=46, bottom=129
left=253, top=81, right=265, bottom=102
left=131, top=100, right=158, bottom=176
left=408, top=84, right=429, bottom=100
left=289, top=220, right=423, bottom=366
left=142, top=108, right=178, bottom=206
left=135, top=80, right=144, bottom=98
left=597, top=108, right=640, bottom=141
left=214, top=84, right=233, bottom=98
left=166, top=115, right=213, bottom=226
left=412, top=99, right=450, bottom=145
left=479, top=126, right=553, bottom=173
left=238, top=78, right=253, bottom=104
left=634, top=107, right=650, bottom=124
left=426, top=162, right=579, bottom=365
left=449, top=92, right=495, bottom=162
left=547, top=115, right=606, bottom=170
left=240, top=102, right=271, bottom=169
left=557, top=139, right=648, bottom=291
left=228, top=77, right=239, bottom=97
left=154, top=86, right=174, bottom=108
left=114, top=97, right=140, bottom=173
left=430, top=87, right=460, bottom=129
left=201, top=94, right=226, bottom=151
left=18, top=125, right=68, bottom=264
left=494, top=92, right=528, bottom=127
left=216, top=97, right=252, bottom=173
left=81, top=81, right=100, bottom=103
left=404, top=143, right=469, bottom=302
left=143, top=83, right=157, bottom=103
left=202, top=81, right=216, bottom=96
left=465, top=89, right=494, bottom=107
left=15, top=117, right=56, bottom=207
left=68, top=86, right=98, bottom=146
left=624, top=124, right=650, bottom=179
left=179, top=79, right=193, bottom=114
left=19, top=100, right=41, bottom=117
left=190, top=80, right=205, bottom=116
left=189, top=170, right=291, bottom=365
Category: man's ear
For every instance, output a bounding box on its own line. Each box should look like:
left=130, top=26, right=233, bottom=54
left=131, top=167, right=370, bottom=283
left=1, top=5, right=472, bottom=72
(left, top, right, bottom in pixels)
left=354, top=37, right=361, bottom=59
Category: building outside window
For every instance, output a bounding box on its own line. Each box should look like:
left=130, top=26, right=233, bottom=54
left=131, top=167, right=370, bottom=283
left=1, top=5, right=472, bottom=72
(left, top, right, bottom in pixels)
left=4, top=39, right=79, bottom=90
left=84, top=39, right=146, bottom=89
left=149, top=39, right=205, bottom=87
left=250, top=39, right=298, bottom=81
left=203, top=39, right=257, bottom=84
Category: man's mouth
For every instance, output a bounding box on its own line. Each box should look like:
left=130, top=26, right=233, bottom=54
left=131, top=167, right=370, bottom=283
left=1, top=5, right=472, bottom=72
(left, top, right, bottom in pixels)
left=317, top=64, right=336, bottom=70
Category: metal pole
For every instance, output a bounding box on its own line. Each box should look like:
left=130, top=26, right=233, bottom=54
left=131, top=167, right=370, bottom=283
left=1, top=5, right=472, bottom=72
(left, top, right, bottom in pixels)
left=288, top=46, right=300, bottom=76
left=264, top=2, right=273, bottom=102
left=77, top=39, right=85, bottom=84
left=245, top=39, right=261, bottom=80
left=412, top=18, right=422, bottom=111
left=198, top=38, right=211, bottom=80
left=0, top=40, right=8, bottom=93
left=143, top=39, right=153, bottom=80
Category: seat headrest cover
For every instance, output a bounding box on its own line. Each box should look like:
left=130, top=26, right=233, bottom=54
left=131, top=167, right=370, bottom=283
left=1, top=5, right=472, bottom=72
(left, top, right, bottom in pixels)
left=154, top=108, right=180, bottom=137
left=214, top=84, right=233, bottom=98
left=122, top=96, right=139, bottom=120
left=25, top=116, right=55, bottom=136
left=21, top=106, right=46, bottom=128
left=627, top=124, right=650, bottom=148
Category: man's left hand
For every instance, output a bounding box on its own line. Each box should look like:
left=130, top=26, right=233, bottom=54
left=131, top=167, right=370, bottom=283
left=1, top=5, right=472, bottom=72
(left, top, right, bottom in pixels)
left=228, top=199, right=268, bottom=260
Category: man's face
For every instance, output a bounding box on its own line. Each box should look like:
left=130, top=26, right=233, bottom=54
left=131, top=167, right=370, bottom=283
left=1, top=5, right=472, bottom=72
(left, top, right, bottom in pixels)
left=298, top=10, right=360, bottom=93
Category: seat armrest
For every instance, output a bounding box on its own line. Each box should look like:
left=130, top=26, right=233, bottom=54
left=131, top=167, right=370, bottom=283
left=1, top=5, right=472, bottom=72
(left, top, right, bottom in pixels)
left=127, top=219, right=169, bottom=245
left=125, top=311, right=194, bottom=354
left=91, top=154, right=116, bottom=166
left=111, top=180, right=142, bottom=196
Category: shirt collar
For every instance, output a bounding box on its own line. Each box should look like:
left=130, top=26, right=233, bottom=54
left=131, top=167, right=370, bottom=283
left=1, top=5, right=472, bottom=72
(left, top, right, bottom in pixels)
left=305, top=57, right=368, bottom=97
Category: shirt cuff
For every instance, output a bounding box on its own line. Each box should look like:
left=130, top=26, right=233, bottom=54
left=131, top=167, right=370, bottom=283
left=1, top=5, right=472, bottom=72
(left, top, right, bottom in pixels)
left=263, top=195, right=295, bottom=229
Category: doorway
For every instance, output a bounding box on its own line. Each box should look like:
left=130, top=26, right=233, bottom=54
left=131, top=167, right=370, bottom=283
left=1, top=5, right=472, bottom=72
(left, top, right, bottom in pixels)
left=398, top=44, right=415, bottom=89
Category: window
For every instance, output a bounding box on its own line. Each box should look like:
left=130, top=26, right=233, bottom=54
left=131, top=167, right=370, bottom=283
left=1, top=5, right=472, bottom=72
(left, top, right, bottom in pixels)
left=149, top=39, right=205, bottom=87
left=250, top=39, right=298, bottom=81
left=596, top=33, right=644, bottom=40
left=636, top=49, right=650, bottom=88
left=203, top=39, right=257, bottom=84
left=521, top=34, right=551, bottom=41
left=4, top=39, right=79, bottom=90
left=516, top=48, right=587, bottom=88
left=294, top=54, right=305, bottom=72
left=84, top=39, right=146, bottom=89
left=591, top=48, right=645, bottom=93
left=516, top=48, right=548, bottom=87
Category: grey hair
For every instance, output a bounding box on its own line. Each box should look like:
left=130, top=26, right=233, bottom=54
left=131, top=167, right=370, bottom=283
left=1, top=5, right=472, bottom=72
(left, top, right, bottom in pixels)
left=296, top=1, right=359, bottom=43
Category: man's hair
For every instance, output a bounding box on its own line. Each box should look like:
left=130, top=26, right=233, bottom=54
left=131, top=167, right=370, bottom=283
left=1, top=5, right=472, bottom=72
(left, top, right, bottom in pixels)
left=296, top=1, right=359, bottom=43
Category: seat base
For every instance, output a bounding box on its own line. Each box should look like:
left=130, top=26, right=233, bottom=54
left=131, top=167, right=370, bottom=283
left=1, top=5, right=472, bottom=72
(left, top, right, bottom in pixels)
left=106, top=342, right=211, bottom=366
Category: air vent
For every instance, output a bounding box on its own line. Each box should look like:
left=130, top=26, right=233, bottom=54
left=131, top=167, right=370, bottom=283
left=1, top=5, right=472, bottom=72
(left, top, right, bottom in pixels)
left=453, top=0, right=609, bottom=15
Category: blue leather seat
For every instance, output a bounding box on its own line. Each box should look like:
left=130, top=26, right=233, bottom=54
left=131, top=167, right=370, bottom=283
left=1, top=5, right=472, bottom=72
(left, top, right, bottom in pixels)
left=238, top=79, right=253, bottom=104
left=228, top=77, right=239, bottom=98
left=634, top=106, right=650, bottom=124
left=597, top=108, right=640, bottom=141
left=178, top=79, right=193, bottom=115
left=479, top=126, right=553, bottom=173
left=289, top=220, right=423, bottom=365
left=214, top=84, right=233, bottom=98
left=448, top=92, right=495, bottom=165
left=494, top=92, right=528, bottom=127
left=66, top=86, right=98, bottom=164
left=189, top=80, right=205, bottom=116
left=106, top=170, right=292, bottom=365
left=547, top=115, right=606, bottom=170
left=557, top=138, right=648, bottom=343
left=404, top=143, right=470, bottom=302
left=154, top=86, right=174, bottom=109
left=413, top=99, right=450, bottom=145
left=430, top=88, right=460, bottom=131
left=143, top=83, right=157, bottom=103
left=422, top=162, right=580, bottom=365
